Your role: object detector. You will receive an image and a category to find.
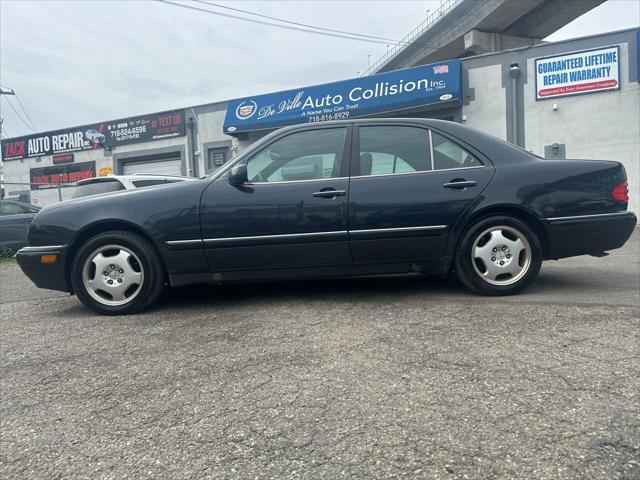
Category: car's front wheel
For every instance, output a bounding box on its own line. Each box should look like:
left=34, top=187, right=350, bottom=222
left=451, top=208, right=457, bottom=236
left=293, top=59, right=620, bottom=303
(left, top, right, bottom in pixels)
left=454, top=216, right=542, bottom=295
left=70, top=231, right=165, bottom=315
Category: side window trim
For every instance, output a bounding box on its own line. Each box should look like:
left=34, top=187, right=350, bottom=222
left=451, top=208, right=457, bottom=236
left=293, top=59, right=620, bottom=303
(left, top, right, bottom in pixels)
left=428, top=129, right=435, bottom=171
left=243, top=125, right=352, bottom=184
left=245, top=176, right=350, bottom=185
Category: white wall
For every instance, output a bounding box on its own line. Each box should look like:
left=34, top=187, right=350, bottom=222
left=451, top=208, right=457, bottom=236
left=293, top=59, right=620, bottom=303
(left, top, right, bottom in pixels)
left=462, top=63, right=507, bottom=140
left=196, top=109, right=234, bottom=173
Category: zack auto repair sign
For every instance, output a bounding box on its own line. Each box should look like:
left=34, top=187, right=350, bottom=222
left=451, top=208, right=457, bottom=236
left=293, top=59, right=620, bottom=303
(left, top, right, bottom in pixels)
left=535, top=46, right=619, bottom=100
left=1, top=110, right=185, bottom=161
left=30, top=161, right=96, bottom=190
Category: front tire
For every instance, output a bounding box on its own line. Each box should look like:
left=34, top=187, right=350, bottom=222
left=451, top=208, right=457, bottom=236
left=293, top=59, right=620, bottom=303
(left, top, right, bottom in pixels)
left=70, top=231, right=165, bottom=315
left=454, top=216, right=542, bottom=296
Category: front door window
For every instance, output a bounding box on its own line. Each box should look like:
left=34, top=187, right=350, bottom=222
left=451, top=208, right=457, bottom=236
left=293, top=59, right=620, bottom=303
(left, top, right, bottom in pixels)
left=246, top=128, right=347, bottom=183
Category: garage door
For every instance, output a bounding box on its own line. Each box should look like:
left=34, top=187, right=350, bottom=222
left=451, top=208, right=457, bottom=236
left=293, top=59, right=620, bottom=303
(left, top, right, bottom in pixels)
left=122, top=156, right=182, bottom=176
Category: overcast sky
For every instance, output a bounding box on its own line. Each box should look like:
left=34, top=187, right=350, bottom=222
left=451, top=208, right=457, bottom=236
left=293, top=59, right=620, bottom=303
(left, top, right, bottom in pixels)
left=1, top=0, right=638, bottom=138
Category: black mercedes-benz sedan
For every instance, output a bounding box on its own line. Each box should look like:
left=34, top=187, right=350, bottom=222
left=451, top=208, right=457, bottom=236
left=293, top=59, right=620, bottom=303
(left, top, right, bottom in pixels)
left=16, top=119, right=636, bottom=315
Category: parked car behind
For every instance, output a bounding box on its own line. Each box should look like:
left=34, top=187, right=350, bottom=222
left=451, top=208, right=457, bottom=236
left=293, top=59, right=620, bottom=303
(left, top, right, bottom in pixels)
left=71, top=174, right=194, bottom=199
left=0, top=200, right=41, bottom=257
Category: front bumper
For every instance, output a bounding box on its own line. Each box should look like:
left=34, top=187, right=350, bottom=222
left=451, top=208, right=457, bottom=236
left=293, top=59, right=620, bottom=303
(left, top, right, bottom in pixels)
left=16, top=245, right=72, bottom=293
left=544, top=211, right=637, bottom=259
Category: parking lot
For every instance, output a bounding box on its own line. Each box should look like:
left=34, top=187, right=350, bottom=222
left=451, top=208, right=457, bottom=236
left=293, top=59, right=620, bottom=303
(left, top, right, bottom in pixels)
left=1, top=232, right=638, bottom=480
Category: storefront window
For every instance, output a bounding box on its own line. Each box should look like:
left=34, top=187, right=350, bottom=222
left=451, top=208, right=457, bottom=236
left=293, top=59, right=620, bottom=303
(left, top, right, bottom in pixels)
left=207, top=148, right=228, bottom=171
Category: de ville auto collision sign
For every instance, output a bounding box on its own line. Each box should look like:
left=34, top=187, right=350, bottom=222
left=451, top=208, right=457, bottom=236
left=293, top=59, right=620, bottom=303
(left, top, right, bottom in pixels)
left=535, top=46, right=620, bottom=100
left=1, top=110, right=185, bottom=161
left=223, top=59, right=462, bottom=133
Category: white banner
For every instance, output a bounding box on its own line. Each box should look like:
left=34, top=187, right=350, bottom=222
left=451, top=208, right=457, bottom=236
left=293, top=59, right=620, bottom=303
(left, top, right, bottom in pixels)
left=535, top=46, right=619, bottom=100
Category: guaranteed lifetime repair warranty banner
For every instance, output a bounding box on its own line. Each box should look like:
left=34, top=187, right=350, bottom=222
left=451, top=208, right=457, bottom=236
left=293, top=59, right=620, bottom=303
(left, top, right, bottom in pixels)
left=535, top=45, right=620, bottom=100
left=223, top=59, right=461, bottom=134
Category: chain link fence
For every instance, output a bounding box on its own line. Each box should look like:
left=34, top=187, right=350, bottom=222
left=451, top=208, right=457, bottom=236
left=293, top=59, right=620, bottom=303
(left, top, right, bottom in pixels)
left=1, top=182, right=76, bottom=257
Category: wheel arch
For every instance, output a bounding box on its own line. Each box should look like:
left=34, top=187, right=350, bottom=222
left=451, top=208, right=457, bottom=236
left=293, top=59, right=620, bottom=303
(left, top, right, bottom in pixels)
left=65, top=220, right=166, bottom=292
left=451, top=205, right=551, bottom=262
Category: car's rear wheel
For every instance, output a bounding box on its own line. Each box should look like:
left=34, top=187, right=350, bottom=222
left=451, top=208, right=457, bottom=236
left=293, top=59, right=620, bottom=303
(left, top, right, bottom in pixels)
left=454, top=216, right=542, bottom=295
left=71, top=231, right=165, bottom=315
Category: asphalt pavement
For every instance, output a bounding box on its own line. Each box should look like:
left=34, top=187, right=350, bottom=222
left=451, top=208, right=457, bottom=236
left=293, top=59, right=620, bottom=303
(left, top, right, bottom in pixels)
left=1, top=231, right=638, bottom=479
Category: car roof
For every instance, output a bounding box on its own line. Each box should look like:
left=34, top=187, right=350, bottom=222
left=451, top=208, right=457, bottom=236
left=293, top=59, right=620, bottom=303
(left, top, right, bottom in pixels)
left=127, top=174, right=194, bottom=180
left=76, top=174, right=193, bottom=185
left=0, top=199, right=40, bottom=208
left=272, top=117, right=452, bottom=132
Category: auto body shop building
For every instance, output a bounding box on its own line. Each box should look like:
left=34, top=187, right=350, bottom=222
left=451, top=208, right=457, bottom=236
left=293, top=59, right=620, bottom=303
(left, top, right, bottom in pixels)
left=1, top=28, right=639, bottom=213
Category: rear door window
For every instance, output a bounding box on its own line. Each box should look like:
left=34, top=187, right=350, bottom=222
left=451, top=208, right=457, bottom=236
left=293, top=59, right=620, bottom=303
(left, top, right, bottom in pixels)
left=72, top=180, right=125, bottom=199
left=357, top=126, right=431, bottom=176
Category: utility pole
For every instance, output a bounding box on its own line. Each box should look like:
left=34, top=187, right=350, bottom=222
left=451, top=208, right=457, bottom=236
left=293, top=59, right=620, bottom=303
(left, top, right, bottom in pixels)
left=0, top=87, right=16, bottom=139
left=0, top=88, right=13, bottom=197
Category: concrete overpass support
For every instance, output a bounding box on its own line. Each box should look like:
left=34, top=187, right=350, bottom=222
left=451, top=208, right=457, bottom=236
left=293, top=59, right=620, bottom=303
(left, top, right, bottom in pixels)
left=463, top=30, right=540, bottom=55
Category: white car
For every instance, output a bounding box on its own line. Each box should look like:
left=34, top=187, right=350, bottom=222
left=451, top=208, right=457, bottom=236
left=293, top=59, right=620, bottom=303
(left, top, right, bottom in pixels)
left=71, top=174, right=194, bottom=199
left=84, top=129, right=106, bottom=146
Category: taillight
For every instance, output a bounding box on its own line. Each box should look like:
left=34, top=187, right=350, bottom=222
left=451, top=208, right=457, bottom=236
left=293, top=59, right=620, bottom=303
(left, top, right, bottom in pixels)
left=612, top=180, right=629, bottom=202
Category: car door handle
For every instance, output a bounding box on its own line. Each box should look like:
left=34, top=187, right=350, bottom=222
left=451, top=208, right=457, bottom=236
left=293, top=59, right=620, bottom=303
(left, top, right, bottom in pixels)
left=313, top=189, right=346, bottom=198
left=443, top=180, right=477, bottom=189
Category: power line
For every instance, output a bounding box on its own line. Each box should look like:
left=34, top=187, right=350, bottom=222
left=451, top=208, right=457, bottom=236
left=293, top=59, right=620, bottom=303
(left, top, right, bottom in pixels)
left=155, top=0, right=393, bottom=45
left=192, top=0, right=401, bottom=44
left=156, top=0, right=442, bottom=58
left=3, top=96, right=36, bottom=133
left=13, top=94, right=38, bottom=131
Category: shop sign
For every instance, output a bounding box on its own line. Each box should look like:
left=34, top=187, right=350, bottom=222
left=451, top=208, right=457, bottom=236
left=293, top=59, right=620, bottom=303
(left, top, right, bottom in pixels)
left=535, top=46, right=619, bottom=100
left=30, top=161, right=96, bottom=190
left=52, top=153, right=74, bottom=164
left=223, top=59, right=462, bottom=133
left=2, top=110, right=185, bottom=161
left=99, top=166, right=114, bottom=176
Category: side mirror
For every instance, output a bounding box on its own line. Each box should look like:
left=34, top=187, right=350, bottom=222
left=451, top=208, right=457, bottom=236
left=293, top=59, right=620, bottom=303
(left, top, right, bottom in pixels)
left=228, top=164, right=248, bottom=185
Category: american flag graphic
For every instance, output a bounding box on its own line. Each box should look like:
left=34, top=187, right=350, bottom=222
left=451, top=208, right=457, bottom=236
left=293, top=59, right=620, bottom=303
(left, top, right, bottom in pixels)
left=433, top=64, right=449, bottom=74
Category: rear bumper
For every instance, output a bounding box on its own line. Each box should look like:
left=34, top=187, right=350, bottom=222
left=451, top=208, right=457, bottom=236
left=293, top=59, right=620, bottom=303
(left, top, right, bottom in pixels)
left=16, top=245, right=72, bottom=293
left=543, top=211, right=637, bottom=259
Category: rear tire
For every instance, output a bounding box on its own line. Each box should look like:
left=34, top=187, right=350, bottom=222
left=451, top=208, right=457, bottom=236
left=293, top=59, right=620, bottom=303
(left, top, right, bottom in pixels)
left=454, top=216, right=542, bottom=296
left=71, top=231, right=165, bottom=315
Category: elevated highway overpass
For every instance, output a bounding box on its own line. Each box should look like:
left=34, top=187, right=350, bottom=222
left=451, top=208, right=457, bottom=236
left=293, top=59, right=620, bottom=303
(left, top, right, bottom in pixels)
left=366, top=0, right=607, bottom=75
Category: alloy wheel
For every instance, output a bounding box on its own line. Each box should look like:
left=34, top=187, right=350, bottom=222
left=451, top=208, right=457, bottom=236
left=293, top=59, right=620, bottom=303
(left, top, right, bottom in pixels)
left=82, top=244, right=144, bottom=306
left=471, top=225, right=532, bottom=286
